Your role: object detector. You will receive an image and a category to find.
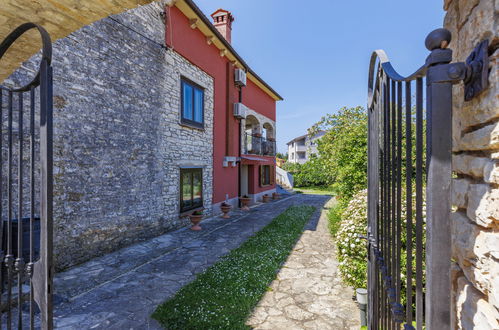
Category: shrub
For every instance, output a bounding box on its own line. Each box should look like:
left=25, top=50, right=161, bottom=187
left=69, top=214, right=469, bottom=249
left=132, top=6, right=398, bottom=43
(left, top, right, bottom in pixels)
left=282, top=157, right=332, bottom=187
left=336, top=189, right=368, bottom=289
left=336, top=188, right=426, bottom=305
left=310, top=106, right=368, bottom=201
left=327, top=201, right=345, bottom=237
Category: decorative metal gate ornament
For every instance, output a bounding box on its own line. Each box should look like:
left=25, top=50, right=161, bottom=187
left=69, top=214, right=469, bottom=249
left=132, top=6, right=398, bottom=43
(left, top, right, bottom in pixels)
left=0, top=23, right=54, bottom=329
left=366, top=28, right=489, bottom=330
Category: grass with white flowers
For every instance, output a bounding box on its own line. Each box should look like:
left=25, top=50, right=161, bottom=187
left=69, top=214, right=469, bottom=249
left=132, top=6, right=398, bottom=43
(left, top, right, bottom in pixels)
left=152, top=205, right=316, bottom=329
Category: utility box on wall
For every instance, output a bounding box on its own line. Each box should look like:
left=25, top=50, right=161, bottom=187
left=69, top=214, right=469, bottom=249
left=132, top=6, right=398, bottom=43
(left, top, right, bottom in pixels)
left=233, top=102, right=247, bottom=119
left=234, top=68, right=246, bottom=86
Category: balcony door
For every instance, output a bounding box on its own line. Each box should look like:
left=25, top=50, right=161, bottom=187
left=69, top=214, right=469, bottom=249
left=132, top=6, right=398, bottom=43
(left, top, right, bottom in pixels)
left=240, top=165, right=249, bottom=197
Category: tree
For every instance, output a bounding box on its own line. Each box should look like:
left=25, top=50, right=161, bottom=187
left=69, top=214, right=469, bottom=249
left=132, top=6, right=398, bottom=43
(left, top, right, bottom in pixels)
left=310, top=106, right=368, bottom=202
left=276, top=152, right=288, bottom=160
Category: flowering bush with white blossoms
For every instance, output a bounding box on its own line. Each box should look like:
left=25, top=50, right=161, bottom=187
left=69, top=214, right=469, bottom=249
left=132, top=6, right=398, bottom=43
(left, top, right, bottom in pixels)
left=336, top=189, right=368, bottom=289
left=336, top=188, right=427, bottom=300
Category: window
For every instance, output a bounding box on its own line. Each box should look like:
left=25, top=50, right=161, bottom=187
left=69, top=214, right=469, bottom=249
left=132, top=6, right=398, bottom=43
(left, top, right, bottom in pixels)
left=260, top=165, right=274, bottom=186
left=181, top=78, right=204, bottom=128
left=180, top=168, right=203, bottom=212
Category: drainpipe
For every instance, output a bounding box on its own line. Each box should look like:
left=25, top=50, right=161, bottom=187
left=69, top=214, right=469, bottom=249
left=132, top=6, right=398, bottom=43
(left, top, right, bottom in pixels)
left=237, top=85, right=243, bottom=205
left=356, top=288, right=368, bottom=327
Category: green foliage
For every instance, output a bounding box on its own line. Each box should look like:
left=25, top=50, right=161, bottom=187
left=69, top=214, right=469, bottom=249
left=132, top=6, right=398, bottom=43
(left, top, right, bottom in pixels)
left=281, top=161, right=301, bottom=174
left=336, top=190, right=369, bottom=289
left=327, top=201, right=346, bottom=237
left=293, top=186, right=334, bottom=196
left=310, top=106, right=368, bottom=202
left=282, top=106, right=368, bottom=194
left=275, top=152, right=287, bottom=159
left=336, top=189, right=426, bottom=311
left=152, top=205, right=316, bottom=329
left=282, top=154, right=333, bottom=187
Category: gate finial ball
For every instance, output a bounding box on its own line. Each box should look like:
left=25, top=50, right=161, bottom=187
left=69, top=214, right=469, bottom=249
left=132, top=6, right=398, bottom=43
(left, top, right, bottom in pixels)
left=425, top=28, right=452, bottom=51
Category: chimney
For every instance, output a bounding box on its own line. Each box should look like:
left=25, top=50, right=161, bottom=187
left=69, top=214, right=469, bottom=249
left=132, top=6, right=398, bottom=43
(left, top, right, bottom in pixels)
left=211, top=9, right=234, bottom=43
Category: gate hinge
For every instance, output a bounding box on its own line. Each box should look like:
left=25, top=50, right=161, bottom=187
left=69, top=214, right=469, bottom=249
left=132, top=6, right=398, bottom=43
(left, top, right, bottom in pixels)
left=426, top=39, right=489, bottom=101
left=463, top=39, right=489, bottom=101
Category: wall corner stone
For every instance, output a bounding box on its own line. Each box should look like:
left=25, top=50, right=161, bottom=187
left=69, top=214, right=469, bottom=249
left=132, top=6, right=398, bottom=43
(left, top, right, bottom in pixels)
left=445, top=0, right=499, bottom=327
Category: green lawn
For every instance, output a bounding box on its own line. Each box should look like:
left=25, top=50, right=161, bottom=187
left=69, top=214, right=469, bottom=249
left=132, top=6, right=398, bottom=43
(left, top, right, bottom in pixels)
left=327, top=201, right=344, bottom=236
left=152, top=205, right=316, bottom=329
left=293, top=186, right=335, bottom=195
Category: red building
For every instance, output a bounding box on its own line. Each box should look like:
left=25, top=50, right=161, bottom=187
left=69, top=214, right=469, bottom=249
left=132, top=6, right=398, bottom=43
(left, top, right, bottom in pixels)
left=165, top=0, right=283, bottom=211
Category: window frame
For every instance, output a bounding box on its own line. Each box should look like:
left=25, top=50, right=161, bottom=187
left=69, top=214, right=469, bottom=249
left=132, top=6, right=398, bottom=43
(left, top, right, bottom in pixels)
left=180, top=167, right=204, bottom=213
left=180, top=77, right=205, bottom=129
left=259, top=165, right=275, bottom=187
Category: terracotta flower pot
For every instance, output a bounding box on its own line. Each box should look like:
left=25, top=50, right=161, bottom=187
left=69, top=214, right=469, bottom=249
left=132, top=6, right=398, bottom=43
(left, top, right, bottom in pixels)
left=239, top=197, right=251, bottom=211
left=189, top=214, right=203, bottom=231
left=220, top=204, right=232, bottom=219
left=262, top=195, right=271, bottom=203
left=272, top=192, right=280, bottom=200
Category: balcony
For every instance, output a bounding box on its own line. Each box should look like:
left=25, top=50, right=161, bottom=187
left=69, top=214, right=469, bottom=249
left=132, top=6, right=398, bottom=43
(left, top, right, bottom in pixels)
left=294, top=144, right=307, bottom=152
left=243, top=133, right=276, bottom=156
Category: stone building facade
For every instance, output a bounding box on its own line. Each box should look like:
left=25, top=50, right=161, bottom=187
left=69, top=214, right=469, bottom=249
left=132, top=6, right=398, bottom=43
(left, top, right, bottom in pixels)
left=6, top=1, right=214, bottom=270
left=444, top=0, right=499, bottom=328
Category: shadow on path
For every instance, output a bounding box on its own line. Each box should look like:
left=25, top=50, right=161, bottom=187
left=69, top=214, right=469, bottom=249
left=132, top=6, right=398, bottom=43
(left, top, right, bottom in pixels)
left=247, top=197, right=360, bottom=329
left=52, top=194, right=329, bottom=329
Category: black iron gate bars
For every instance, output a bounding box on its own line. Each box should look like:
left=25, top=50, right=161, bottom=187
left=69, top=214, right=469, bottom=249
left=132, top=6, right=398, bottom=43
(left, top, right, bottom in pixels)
left=366, top=29, right=489, bottom=330
left=0, top=23, right=54, bottom=329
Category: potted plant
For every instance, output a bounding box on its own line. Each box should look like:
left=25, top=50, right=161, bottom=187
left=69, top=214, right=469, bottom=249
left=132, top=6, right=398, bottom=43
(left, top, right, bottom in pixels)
left=239, top=195, right=251, bottom=211
left=220, top=202, right=232, bottom=219
left=262, top=194, right=271, bottom=203
left=272, top=192, right=280, bottom=200
left=189, top=210, right=203, bottom=231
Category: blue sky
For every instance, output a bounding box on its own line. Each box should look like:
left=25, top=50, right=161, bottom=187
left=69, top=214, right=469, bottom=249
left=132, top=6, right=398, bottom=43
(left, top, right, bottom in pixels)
left=196, top=1, right=445, bottom=153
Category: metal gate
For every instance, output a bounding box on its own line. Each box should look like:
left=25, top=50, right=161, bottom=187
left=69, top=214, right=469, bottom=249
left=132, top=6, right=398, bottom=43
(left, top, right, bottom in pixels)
left=366, top=29, right=489, bottom=329
left=0, top=23, right=54, bottom=329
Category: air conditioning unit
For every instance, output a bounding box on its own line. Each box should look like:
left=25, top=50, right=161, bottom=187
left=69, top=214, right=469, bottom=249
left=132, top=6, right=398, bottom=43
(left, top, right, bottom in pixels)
left=234, top=68, right=247, bottom=87
left=233, top=103, right=247, bottom=119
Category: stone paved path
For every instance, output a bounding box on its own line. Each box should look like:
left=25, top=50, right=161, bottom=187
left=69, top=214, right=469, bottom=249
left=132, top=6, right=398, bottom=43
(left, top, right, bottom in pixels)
left=52, top=194, right=331, bottom=329
left=247, top=198, right=360, bottom=329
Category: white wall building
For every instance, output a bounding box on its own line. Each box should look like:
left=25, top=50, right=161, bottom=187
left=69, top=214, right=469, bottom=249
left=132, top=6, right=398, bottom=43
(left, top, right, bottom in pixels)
left=286, top=131, right=325, bottom=164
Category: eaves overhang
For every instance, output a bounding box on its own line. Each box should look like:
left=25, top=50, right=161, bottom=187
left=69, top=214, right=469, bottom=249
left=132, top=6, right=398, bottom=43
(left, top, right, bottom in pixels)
left=174, top=0, right=283, bottom=102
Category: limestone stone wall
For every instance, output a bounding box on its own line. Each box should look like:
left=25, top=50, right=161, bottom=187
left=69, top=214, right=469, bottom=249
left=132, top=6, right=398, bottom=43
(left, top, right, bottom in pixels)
left=444, top=0, right=499, bottom=328
left=5, top=1, right=214, bottom=270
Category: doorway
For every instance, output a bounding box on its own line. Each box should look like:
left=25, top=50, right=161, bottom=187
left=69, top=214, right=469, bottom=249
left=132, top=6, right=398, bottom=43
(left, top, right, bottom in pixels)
left=240, top=165, right=249, bottom=197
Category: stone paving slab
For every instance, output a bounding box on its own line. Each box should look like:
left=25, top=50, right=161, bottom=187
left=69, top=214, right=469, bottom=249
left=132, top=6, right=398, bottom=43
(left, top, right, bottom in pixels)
left=52, top=194, right=330, bottom=329
left=247, top=198, right=361, bottom=329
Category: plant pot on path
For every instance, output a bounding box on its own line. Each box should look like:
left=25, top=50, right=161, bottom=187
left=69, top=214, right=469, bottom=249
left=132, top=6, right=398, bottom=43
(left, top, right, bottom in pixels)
left=262, top=194, right=271, bottom=203
left=189, top=212, right=203, bottom=231
left=239, top=196, right=251, bottom=211
left=220, top=203, right=232, bottom=219
left=272, top=192, right=280, bottom=200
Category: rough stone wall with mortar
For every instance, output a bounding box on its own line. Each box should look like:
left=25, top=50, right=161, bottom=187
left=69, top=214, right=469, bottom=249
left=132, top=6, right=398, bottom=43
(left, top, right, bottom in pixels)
left=444, top=0, right=499, bottom=328
left=5, top=1, right=214, bottom=270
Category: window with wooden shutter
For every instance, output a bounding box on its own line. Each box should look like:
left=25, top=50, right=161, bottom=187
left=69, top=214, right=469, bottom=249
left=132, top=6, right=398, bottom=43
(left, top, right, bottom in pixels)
left=259, top=165, right=272, bottom=186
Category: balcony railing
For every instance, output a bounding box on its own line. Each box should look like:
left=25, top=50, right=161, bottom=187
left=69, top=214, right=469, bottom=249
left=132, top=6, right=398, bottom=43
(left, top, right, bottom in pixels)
left=243, top=133, right=276, bottom=156
left=294, top=144, right=307, bottom=152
